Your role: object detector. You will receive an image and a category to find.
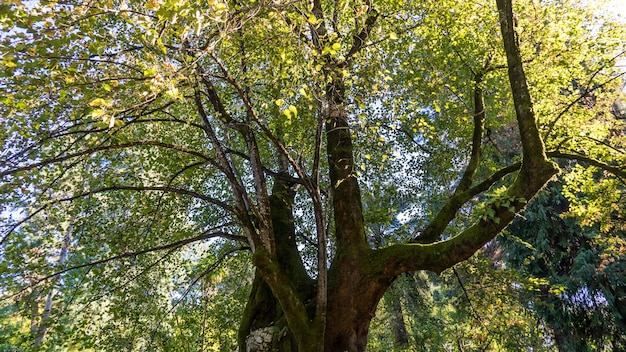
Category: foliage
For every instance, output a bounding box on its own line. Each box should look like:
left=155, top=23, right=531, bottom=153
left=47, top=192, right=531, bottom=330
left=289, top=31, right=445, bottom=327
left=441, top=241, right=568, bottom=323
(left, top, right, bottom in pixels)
left=502, top=181, right=626, bottom=351
left=369, top=253, right=552, bottom=352
left=0, top=0, right=625, bottom=350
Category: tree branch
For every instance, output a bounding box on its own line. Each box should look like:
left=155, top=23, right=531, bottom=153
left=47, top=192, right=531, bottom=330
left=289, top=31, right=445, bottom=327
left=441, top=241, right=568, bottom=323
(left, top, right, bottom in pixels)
left=411, top=162, right=521, bottom=244
left=547, top=151, right=626, bottom=178
left=193, top=82, right=259, bottom=251
left=346, top=6, right=378, bottom=61
left=205, top=55, right=275, bottom=254
left=1, top=228, right=244, bottom=302
left=0, top=141, right=215, bottom=178
left=384, top=0, right=559, bottom=275
left=412, top=70, right=493, bottom=244
left=59, top=185, right=236, bottom=213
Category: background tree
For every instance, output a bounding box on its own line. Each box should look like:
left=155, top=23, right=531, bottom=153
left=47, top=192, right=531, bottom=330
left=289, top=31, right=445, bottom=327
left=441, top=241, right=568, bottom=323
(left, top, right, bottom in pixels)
left=367, top=256, right=550, bottom=351
left=1, top=0, right=625, bottom=351
left=502, top=181, right=626, bottom=351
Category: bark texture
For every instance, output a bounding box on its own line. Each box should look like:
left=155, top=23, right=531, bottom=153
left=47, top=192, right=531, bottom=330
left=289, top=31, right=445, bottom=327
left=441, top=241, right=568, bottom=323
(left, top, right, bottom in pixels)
left=239, top=1, right=558, bottom=350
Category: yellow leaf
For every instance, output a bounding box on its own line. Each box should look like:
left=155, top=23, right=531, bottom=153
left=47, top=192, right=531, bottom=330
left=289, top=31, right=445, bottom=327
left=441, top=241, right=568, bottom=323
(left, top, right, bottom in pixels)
left=213, top=3, right=227, bottom=11
left=275, top=99, right=284, bottom=106
left=90, top=109, right=107, bottom=118
left=89, top=98, right=112, bottom=108
left=2, top=59, right=16, bottom=68
left=355, top=4, right=369, bottom=17
left=147, top=0, right=159, bottom=9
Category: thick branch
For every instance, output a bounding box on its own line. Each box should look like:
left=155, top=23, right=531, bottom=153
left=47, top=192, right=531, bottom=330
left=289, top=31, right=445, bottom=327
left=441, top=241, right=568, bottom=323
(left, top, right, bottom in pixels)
left=253, top=248, right=316, bottom=349
left=202, top=59, right=275, bottom=254
left=210, top=52, right=317, bottom=197
left=200, top=65, right=280, bottom=228
left=414, top=71, right=488, bottom=243
left=547, top=151, right=626, bottom=178
left=457, top=72, right=487, bottom=192
left=384, top=0, right=559, bottom=275
left=346, top=8, right=379, bottom=60
left=193, top=83, right=260, bottom=250
left=224, top=148, right=305, bottom=185
left=496, top=0, right=551, bottom=170
left=411, top=162, right=521, bottom=244
left=409, top=149, right=625, bottom=245
left=310, top=0, right=328, bottom=52
left=325, top=73, right=367, bottom=254
left=380, top=187, right=534, bottom=275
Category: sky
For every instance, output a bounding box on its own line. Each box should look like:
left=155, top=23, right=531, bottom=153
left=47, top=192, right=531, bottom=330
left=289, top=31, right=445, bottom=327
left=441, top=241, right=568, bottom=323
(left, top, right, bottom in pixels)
left=606, top=0, right=626, bottom=77
left=605, top=0, right=626, bottom=22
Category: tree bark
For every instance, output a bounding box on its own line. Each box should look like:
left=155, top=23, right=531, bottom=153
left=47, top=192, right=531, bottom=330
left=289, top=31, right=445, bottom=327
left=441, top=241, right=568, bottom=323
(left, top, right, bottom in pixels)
left=240, top=1, right=558, bottom=350
left=238, top=176, right=315, bottom=352
left=385, top=283, right=410, bottom=349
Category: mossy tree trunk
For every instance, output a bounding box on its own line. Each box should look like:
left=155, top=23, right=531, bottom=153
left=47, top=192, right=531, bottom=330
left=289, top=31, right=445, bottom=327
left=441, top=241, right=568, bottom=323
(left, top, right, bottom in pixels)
left=2, top=0, right=624, bottom=350
left=237, top=0, right=558, bottom=351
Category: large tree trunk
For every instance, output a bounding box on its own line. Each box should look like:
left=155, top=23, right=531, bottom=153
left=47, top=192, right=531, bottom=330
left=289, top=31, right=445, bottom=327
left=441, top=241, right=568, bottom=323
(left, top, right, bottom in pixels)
left=323, top=260, right=393, bottom=352
left=239, top=263, right=393, bottom=352
left=239, top=1, right=558, bottom=350
left=238, top=173, right=391, bottom=352
left=238, top=177, right=315, bottom=351
left=238, top=273, right=299, bottom=352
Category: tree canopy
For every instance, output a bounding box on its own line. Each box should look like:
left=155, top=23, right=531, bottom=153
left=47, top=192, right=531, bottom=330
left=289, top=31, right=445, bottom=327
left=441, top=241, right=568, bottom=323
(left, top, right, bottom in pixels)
left=1, top=0, right=625, bottom=351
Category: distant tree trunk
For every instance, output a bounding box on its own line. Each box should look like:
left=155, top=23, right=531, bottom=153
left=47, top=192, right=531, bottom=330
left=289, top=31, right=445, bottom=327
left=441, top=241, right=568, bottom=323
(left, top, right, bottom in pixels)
left=552, top=328, right=579, bottom=352
left=33, top=219, right=73, bottom=347
left=29, top=290, right=39, bottom=337
left=385, top=283, right=410, bottom=349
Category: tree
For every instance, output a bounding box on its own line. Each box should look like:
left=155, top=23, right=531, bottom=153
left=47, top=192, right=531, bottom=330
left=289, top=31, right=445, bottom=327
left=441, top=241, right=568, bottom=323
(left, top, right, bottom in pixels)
left=502, top=181, right=626, bottom=351
left=369, top=256, right=551, bottom=351
left=1, top=0, right=624, bottom=351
